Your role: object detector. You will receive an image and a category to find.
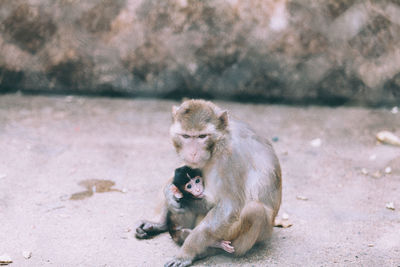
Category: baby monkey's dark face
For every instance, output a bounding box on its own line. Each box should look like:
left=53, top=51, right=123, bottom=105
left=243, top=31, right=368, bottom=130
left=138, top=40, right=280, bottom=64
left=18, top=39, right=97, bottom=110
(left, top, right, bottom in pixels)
left=173, top=166, right=204, bottom=199
left=183, top=175, right=204, bottom=199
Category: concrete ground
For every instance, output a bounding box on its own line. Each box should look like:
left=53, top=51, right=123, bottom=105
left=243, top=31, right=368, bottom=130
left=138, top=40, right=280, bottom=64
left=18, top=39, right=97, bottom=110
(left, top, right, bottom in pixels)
left=0, top=94, right=399, bottom=267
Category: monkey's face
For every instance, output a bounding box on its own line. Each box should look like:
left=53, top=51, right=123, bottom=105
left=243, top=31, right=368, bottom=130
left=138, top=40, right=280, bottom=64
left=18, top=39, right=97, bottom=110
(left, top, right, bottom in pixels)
left=184, top=176, right=204, bottom=198
left=173, top=131, right=213, bottom=168
left=170, top=100, right=228, bottom=168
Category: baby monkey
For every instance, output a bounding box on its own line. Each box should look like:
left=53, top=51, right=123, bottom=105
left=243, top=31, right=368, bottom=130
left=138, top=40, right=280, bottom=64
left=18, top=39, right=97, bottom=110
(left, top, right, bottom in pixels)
left=168, top=166, right=234, bottom=253
left=170, top=166, right=204, bottom=200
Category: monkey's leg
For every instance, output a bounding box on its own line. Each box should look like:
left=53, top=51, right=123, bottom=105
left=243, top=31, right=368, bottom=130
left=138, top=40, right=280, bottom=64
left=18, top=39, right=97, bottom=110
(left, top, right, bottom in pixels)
left=164, top=208, right=224, bottom=267
left=171, top=228, right=191, bottom=245
left=135, top=220, right=168, bottom=239
left=229, top=201, right=271, bottom=256
left=172, top=229, right=234, bottom=252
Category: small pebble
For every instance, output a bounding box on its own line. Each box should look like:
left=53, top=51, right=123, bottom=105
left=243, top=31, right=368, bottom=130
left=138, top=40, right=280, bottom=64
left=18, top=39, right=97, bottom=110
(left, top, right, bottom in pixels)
left=296, top=195, right=308, bottom=201
left=361, top=168, right=368, bottom=175
left=282, top=212, right=289, bottom=220
left=310, top=138, right=322, bottom=147
left=22, top=251, right=32, bottom=259
left=368, top=244, right=374, bottom=247
left=384, top=167, right=392, bottom=174
left=274, top=217, right=293, bottom=228
left=386, top=202, right=395, bottom=210
left=272, top=136, right=279, bottom=142
left=391, top=106, right=398, bottom=114
left=371, top=171, right=382, bottom=179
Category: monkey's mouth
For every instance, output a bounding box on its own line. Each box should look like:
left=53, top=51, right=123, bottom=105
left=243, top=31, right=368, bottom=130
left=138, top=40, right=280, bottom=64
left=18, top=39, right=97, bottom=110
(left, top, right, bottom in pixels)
left=194, top=193, right=205, bottom=199
left=183, top=156, right=208, bottom=168
left=184, top=159, right=200, bottom=168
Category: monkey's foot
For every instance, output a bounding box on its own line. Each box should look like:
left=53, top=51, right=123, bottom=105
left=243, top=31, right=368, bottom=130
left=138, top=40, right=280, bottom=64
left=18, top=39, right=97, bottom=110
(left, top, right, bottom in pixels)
left=164, top=257, right=193, bottom=267
left=220, top=240, right=235, bottom=253
left=135, top=220, right=165, bottom=239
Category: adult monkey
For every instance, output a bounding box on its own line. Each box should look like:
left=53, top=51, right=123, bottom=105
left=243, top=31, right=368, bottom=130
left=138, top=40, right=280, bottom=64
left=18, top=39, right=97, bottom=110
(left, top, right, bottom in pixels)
left=138, top=99, right=282, bottom=267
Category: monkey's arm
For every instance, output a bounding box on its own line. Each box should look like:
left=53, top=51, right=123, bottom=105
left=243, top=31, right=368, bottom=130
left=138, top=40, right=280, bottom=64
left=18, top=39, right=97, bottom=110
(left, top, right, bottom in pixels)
left=136, top=181, right=179, bottom=239
left=135, top=206, right=168, bottom=239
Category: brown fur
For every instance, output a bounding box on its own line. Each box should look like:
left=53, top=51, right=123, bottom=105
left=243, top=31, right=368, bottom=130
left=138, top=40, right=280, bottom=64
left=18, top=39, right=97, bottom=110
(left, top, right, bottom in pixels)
left=164, top=100, right=282, bottom=267
left=174, top=100, right=229, bottom=134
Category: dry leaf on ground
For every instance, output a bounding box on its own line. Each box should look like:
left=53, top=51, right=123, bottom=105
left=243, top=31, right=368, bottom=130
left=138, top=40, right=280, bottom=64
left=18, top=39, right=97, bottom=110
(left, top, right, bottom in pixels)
left=386, top=202, right=395, bottom=210
left=376, top=131, right=400, bottom=146
left=0, top=254, right=12, bottom=265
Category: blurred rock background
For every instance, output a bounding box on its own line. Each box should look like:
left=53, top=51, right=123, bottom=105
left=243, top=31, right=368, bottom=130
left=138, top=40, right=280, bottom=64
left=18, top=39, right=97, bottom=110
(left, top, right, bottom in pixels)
left=0, top=0, right=399, bottom=106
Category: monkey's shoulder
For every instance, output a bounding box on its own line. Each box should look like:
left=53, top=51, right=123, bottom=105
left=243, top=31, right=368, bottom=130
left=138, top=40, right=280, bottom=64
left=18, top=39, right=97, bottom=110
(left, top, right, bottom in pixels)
left=231, top=119, right=271, bottom=145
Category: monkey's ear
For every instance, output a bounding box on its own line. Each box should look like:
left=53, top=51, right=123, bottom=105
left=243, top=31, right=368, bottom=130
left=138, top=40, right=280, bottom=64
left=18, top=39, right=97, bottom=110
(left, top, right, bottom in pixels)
left=170, top=184, right=183, bottom=199
left=172, top=105, right=179, bottom=119
left=218, top=111, right=229, bottom=130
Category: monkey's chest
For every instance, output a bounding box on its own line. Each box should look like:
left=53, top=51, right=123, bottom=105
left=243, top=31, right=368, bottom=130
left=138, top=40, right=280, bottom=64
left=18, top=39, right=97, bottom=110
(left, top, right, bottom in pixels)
left=168, top=211, right=197, bottom=230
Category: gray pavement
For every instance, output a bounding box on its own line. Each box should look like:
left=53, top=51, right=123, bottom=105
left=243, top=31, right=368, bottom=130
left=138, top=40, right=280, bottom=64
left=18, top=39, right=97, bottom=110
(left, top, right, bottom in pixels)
left=0, top=94, right=399, bottom=266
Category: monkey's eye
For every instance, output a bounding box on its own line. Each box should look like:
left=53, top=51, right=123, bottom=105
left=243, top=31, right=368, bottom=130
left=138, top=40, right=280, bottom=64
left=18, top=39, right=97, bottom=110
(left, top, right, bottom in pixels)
left=182, top=134, right=190, bottom=139
left=195, top=178, right=200, bottom=183
left=186, top=184, right=192, bottom=189
left=198, top=134, right=207, bottom=139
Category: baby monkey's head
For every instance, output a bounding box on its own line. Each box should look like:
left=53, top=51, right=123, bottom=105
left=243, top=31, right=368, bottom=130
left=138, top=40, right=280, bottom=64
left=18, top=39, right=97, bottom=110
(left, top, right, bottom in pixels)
left=172, top=166, right=204, bottom=200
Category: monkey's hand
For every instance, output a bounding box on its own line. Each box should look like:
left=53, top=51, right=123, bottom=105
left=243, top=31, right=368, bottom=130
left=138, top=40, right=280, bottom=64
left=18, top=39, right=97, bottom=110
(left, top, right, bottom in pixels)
left=165, top=184, right=184, bottom=211
left=164, top=257, right=193, bottom=267
left=135, top=220, right=167, bottom=239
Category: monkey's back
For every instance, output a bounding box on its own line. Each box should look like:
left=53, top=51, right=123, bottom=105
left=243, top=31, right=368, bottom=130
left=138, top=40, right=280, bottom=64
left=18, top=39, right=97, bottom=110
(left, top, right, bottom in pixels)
left=229, top=118, right=282, bottom=216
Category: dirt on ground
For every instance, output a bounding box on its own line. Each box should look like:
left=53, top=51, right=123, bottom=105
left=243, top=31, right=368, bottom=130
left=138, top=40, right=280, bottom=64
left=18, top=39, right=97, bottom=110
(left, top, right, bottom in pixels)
left=0, top=94, right=399, bottom=266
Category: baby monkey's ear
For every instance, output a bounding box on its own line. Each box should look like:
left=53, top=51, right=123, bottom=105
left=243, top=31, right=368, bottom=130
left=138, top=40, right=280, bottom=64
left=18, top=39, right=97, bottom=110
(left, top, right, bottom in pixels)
left=170, top=184, right=183, bottom=199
